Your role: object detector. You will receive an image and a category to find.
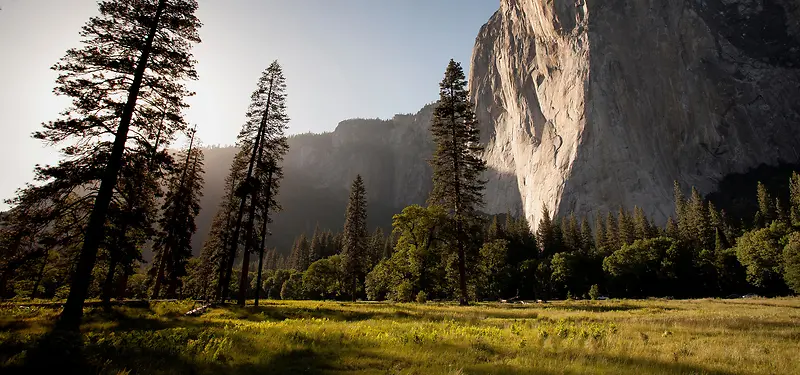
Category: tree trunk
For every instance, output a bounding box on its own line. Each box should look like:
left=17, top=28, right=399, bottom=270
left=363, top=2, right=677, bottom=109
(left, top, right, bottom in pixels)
left=58, top=0, right=167, bottom=330
left=31, top=251, right=50, bottom=299
left=116, top=270, right=129, bottom=300
left=254, top=168, right=273, bottom=307
left=151, top=250, right=168, bottom=299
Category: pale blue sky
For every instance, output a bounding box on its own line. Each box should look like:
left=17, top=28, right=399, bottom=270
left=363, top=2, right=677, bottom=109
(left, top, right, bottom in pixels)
left=0, top=0, right=499, bottom=209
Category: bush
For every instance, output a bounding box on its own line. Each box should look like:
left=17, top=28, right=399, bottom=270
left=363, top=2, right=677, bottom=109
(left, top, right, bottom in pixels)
left=416, top=291, right=427, bottom=304
left=589, top=284, right=600, bottom=300
left=280, top=272, right=305, bottom=300
left=392, top=280, right=413, bottom=302
left=783, top=232, right=800, bottom=294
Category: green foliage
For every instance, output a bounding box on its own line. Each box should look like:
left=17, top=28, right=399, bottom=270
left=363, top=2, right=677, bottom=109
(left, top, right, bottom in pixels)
left=280, top=272, right=305, bottom=300
left=589, top=284, right=600, bottom=300
left=735, top=222, right=790, bottom=290
left=342, top=175, right=368, bottom=301
left=303, top=255, right=344, bottom=300
left=477, top=240, right=511, bottom=300
left=428, top=59, right=487, bottom=305
left=782, top=233, right=800, bottom=294
left=603, top=237, right=677, bottom=297
left=416, top=291, right=428, bottom=304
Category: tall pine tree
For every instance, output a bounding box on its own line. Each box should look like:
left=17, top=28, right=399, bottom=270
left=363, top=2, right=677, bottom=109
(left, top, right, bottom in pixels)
left=151, top=129, right=205, bottom=298
left=427, top=60, right=487, bottom=305
left=342, top=175, right=368, bottom=301
left=27, top=0, right=202, bottom=328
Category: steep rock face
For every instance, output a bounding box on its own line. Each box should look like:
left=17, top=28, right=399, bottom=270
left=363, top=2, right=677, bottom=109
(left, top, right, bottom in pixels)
left=193, top=106, right=437, bottom=254
left=470, top=0, right=800, bottom=227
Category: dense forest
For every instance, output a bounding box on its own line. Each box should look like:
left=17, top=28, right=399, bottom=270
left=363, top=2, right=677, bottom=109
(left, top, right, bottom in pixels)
left=1, top=0, right=799, bottom=332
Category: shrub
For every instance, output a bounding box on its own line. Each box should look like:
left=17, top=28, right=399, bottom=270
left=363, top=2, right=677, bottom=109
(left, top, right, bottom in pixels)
left=393, top=280, right=413, bottom=302
left=416, top=291, right=428, bottom=304
left=589, top=284, right=600, bottom=300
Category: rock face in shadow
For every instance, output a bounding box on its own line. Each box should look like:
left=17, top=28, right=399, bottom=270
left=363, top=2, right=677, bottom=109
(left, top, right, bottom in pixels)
left=470, top=0, right=800, bottom=227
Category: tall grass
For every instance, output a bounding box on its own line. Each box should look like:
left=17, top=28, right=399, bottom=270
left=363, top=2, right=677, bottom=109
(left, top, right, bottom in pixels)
left=1, top=298, right=798, bottom=374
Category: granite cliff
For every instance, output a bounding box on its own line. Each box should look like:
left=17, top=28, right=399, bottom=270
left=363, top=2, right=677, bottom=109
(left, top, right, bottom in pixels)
left=471, top=0, right=800, bottom=226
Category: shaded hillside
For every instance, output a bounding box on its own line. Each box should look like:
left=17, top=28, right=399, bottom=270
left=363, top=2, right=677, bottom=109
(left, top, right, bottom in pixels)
left=192, top=105, right=437, bottom=255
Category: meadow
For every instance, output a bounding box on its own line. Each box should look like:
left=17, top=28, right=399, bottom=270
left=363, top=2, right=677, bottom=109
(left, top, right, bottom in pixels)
left=0, top=298, right=798, bottom=374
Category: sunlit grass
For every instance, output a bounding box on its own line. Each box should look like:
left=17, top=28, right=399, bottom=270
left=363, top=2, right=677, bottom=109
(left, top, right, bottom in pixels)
left=1, top=298, right=798, bottom=374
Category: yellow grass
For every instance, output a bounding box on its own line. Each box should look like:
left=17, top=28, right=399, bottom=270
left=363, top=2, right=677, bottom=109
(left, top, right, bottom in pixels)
left=1, top=298, right=798, bottom=374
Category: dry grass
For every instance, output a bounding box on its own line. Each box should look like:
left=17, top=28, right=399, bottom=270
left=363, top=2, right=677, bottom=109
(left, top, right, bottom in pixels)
left=0, top=298, right=798, bottom=374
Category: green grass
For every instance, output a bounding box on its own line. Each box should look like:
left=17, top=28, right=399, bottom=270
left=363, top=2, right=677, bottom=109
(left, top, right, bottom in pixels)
left=1, top=298, right=799, bottom=374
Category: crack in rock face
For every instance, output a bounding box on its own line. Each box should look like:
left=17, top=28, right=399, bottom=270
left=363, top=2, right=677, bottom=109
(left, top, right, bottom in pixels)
left=470, top=0, right=800, bottom=228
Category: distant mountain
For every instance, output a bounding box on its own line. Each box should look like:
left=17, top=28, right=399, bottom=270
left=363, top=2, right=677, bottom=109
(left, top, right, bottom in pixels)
left=192, top=104, right=437, bottom=255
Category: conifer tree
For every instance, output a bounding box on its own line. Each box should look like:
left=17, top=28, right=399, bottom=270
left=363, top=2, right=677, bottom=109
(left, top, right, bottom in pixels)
left=593, top=213, right=606, bottom=254
left=30, top=0, right=202, bottom=328
left=210, top=150, right=248, bottom=301
left=217, top=61, right=288, bottom=305
left=342, top=175, right=368, bottom=301
left=579, top=217, right=593, bottom=253
left=632, top=206, right=651, bottom=241
left=604, top=212, right=618, bottom=252
left=617, top=207, right=635, bottom=246
left=427, top=60, right=487, bottom=305
left=151, top=130, right=204, bottom=299
left=790, top=172, right=800, bottom=226
left=537, top=204, right=556, bottom=257
left=309, top=224, right=324, bottom=264
left=756, top=181, right=774, bottom=227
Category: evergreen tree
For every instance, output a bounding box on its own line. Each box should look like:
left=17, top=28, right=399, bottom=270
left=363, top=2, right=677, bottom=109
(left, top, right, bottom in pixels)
left=688, top=187, right=711, bottom=250
left=604, top=212, right=618, bottom=252
left=37, top=0, right=202, bottom=328
left=309, top=224, right=324, bottom=263
left=756, top=181, right=775, bottom=227
left=211, top=149, right=248, bottom=301
left=218, top=61, right=288, bottom=306
left=487, top=216, right=504, bottom=242
left=427, top=60, right=487, bottom=305
left=537, top=204, right=556, bottom=257
left=790, top=172, right=800, bottom=226
left=561, top=214, right=580, bottom=253
left=674, top=181, right=688, bottom=241
left=632, top=206, right=651, bottom=241
left=593, top=213, right=606, bottom=254
left=617, top=207, right=635, bottom=246
left=151, top=131, right=205, bottom=299
left=579, top=216, right=593, bottom=253
left=342, top=175, right=368, bottom=301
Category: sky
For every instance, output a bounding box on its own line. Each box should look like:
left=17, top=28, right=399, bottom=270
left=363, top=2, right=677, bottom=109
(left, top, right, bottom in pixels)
left=0, top=0, right=499, bottom=210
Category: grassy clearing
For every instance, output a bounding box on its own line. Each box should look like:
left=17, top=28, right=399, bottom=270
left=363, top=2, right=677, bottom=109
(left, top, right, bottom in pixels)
left=0, top=298, right=798, bottom=374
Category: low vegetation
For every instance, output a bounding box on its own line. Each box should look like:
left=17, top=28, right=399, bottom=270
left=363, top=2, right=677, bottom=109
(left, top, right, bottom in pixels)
left=1, top=298, right=798, bottom=374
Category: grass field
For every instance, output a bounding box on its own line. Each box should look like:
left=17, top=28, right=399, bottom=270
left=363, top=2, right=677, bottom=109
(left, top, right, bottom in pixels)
left=0, top=298, right=798, bottom=374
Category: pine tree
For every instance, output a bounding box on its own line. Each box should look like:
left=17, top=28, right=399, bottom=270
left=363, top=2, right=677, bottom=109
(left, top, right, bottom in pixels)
left=309, top=224, right=324, bottom=264
left=756, top=181, right=774, bottom=227
left=674, top=181, right=690, bottom=242
left=593, top=213, right=606, bottom=254
left=632, top=206, right=651, bottom=241
left=790, top=172, right=800, bottom=226
left=487, top=216, right=504, bottom=242
left=617, top=207, right=635, bottom=246
left=216, top=61, right=289, bottom=306
left=579, top=216, right=593, bottom=253
left=561, top=214, right=580, bottom=253
left=342, top=175, right=368, bottom=301
left=42, top=0, right=202, bottom=328
left=665, top=216, right=679, bottom=239
left=688, top=187, right=711, bottom=250
left=537, top=204, right=556, bottom=257
left=604, top=212, right=618, bottom=252
left=254, top=151, right=287, bottom=307
left=368, top=227, right=385, bottom=270
left=427, top=60, right=486, bottom=305
left=151, top=131, right=204, bottom=299
left=213, top=149, right=249, bottom=301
